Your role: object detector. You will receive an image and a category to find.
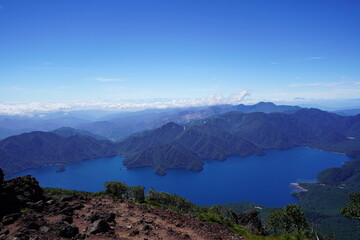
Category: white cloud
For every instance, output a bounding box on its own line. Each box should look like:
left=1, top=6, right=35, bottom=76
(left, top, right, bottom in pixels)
left=0, top=86, right=26, bottom=91
left=0, top=90, right=251, bottom=115
left=310, top=56, right=323, bottom=60
left=288, top=82, right=326, bottom=87
left=288, top=81, right=353, bottom=88
left=228, top=91, right=251, bottom=104
left=251, top=87, right=360, bottom=104
left=270, top=56, right=323, bottom=65
left=93, top=77, right=125, bottom=82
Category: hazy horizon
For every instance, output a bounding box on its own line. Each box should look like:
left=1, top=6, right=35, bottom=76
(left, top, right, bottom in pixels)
left=1, top=0, right=360, bottom=114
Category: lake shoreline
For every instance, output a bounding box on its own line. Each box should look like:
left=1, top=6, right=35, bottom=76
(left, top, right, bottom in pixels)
left=290, top=183, right=308, bottom=192
left=7, top=147, right=351, bottom=207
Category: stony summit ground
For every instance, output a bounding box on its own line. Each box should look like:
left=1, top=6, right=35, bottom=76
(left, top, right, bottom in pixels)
left=0, top=194, right=244, bottom=240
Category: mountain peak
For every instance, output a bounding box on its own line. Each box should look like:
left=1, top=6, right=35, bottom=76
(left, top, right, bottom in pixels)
left=255, top=102, right=276, bottom=106
left=235, top=102, right=300, bottom=114
left=161, top=122, right=182, bottom=129
left=154, top=122, right=184, bottom=133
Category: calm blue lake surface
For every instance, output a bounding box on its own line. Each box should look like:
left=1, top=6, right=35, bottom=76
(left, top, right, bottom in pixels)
left=10, top=147, right=352, bottom=207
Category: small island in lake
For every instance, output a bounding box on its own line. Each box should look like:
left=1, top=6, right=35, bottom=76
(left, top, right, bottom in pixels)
left=56, top=165, right=66, bottom=173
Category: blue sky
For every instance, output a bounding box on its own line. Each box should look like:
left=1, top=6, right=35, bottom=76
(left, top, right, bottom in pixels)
left=0, top=0, right=360, bottom=114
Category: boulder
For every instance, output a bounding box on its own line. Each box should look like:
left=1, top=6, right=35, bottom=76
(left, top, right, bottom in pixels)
left=27, top=200, right=45, bottom=212
left=0, top=175, right=44, bottom=217
left=61, top=215, right=73, bottom=224
left=90, top=211, right=116, bottom=223
left=59, top=203, right=84, bottom=215
left=2, top=213, right=22, bottom=225
left=88, top=219, right=109, bottom=234
left=60, top=195, right=73, bottom=202
left=57, top=221, right=79, bottom=238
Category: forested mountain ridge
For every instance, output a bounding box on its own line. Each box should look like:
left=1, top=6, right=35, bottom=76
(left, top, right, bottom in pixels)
left=52, top=127, right=107, bottom=140
left=0, top=132, right=116, bottom=176
left=118, top=108, right=360, bottom=175
left=0, top=102, right=303, bottom=176
left=0, top=102, right=300, bottom=141
left=79, top=102, right=301, bottom=140
left=119, top=122, right=263, bottom=175
left=2, top=106, right=360, bottom=177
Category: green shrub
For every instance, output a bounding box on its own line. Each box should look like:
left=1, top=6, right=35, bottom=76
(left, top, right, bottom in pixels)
left=266, top=204, right=309, bottom=235
left=104, top=181, right=128, bottom=199
left=197, top=211, right=249, bottom=236
left=104, top=181, right=145, bottom=203
left=127, top=186, right=146, bottom=203
left=43, top=187, right=94, bottom=196
left=0, top=168, right=3, bottom=191
left=20, top=208, right=30, bottom=213
left=145, top=189, right=197, bottom=213
left=341, top=193, right=360, bottom=226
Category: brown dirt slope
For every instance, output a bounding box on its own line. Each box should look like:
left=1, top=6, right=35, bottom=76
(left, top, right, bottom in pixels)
left=0, top=194, right=244, bottom=240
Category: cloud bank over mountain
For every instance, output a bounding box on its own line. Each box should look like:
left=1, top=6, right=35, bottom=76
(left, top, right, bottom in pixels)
left=0, top=90, right=250, bottom=115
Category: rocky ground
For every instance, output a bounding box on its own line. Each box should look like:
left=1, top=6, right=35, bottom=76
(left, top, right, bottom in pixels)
left=0, top=174, right=245, bottom=240
left=0, top=195, right=244, bottom=240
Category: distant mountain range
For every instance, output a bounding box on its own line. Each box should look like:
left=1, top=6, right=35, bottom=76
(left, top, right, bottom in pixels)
left=0, top=116, right=91, bottom=140
left=1, top=102, right=360, bottom=177
left=52, top=127, right=107, bottom=140
left=0, top=102, right=301, bottom=141
left=78, top=102, right=300, bottom=141
left=118, top=108, right=360, bottom=175
left=333, top=108, right=360, bottom=116
left=0, top=132, right=116, bottom=176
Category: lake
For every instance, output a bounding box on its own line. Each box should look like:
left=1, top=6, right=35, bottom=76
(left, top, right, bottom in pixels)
left=9, top=147, right=352, bottom=207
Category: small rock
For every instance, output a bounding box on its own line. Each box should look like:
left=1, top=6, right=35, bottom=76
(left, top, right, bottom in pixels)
left=40, top=226, right=50, bottom=233
left=27, top=200, right=44, bottom=212
left=60, top=206, right=75, bottom=215
left=58, top=223, right=79, bottom=238
left=0, top=229, right=10, bottom=235
left=88, top=219, right=109, bottom=234
left=183, top=233, right=191, bottom=239
left=89, top=212, right=99, bottom=223
left=175, top=222, right=184, bottom=228
left=105, top=212, right=116, bottom=222
left=29, top=237, right=41, bottom=240
left=72, top=203, right=84, bottom=210
left=130, top=230, right=140, bottom=236
left=27, top=221, right=40, bottom=230
left=59, top=202, right=69, bottom=208
left=62, top=215, right=73, bottom=224
left=2, top=213, right=21, bottom=225
left=14, top=229, right=30, bottom=240
left=2, top=218, right=14, bottom=225
left=60, top=195, right=73, bottom=202
left=74, top=233, right=87, bottom=239
left=46, top=205, right=58, bottom=214
left=90, top=211, right=115, bottom=223
left=145, top=218, right=154, bottom=224
left=142, top=224, right=153, bottom=231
